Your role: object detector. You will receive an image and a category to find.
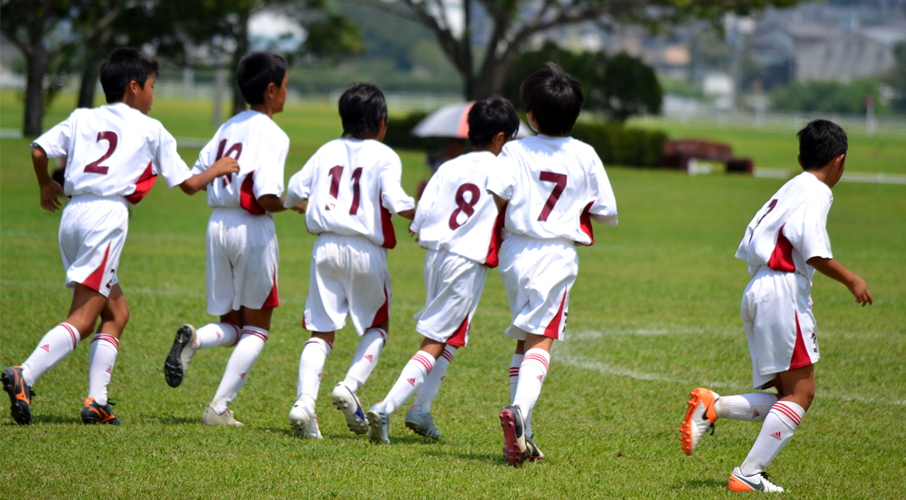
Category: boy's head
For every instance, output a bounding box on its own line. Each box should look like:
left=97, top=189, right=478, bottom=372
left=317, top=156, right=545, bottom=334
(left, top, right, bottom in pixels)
left=339, top=83, right=388, bottom=140
left=100, top=48, right=160, bottom=109
left=520, top=63, right=584, bottom=136
left=237, top=52, right=288, bottom=108
left=797, top=119, right=847, bottom=171
left=468, top=96, right=519, bottom=151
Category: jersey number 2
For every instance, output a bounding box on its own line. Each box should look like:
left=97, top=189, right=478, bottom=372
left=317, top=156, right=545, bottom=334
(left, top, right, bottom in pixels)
left=326, top=166, right=363, bottom=214
left=537, top=171, right=567, bottom=221
left=84, top=131, right=118, bottom=175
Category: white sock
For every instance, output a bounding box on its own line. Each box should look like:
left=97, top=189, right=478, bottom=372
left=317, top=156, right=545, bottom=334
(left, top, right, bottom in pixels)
left=740, top=401, right=805, bottom=476
left=508, top=353, right=524, bottom=404
left=513, top=349, right=550, bottom=439
left=210, top=326, right=268, bottom=413
left=715, top=393, right=779, bottom=422
left=21, top=322, right=81, bottom=386
left=87, top=334, right=119, bottom=405
left=384, top=351, right=435, bottom=414
left=298, top=337, right=332, bottom=400
left=342, top=327, right=386, bottom=392
left=414, top=345, right=456, bottom=412
left=195, top=322, right=240, bottom=349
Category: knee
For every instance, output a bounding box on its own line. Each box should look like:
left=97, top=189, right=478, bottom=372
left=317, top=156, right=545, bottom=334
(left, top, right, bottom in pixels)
left=105, top=302, right=130, bottom=331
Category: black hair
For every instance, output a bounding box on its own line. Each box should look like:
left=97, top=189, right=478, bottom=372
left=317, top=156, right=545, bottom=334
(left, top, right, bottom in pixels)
left=520, top=62, right=584, bottom=136
left=99, top=48, right=160, bottom=104
left=339, top=83, right=388, bottom=138
left=797, top=119, right=848, bottom=170
left=468, top=96, right=520, bottom=147
left=237, top=52, right=287, bottom=105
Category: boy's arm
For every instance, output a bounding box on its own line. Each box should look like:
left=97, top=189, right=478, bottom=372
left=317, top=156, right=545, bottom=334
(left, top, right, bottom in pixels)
left=178, top=157, right=240, bottom=195
left=258, top=195, right=288, bottom=213
left=806, top=257, right=872, bottom=307
left=32, top=146, right=66, bottom=212
left=491, top=193, right=507, bottom=213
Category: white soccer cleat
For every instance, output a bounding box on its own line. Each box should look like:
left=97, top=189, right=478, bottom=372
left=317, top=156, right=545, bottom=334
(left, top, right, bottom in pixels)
left=289, top=398, right=322, bottom=439
left=201, top=405, right=244, bottom=427
left=728, top=467, right=785, bottom=493
left=366, top=401, right=391, bottom=445
left=404, top=404, right=440, bottom=440
left=681, top=388, right=719, bottom=455
left=331, top=382, right=368, bottom=434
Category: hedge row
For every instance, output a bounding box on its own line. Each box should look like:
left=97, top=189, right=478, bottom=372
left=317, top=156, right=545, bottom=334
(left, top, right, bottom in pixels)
left=384, top=113, right=667, bottom=168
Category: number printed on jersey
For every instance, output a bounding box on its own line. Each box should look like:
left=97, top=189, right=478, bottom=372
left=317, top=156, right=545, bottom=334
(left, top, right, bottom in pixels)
left=216, top=139, right=242, bottom=186
left=449, top=183, right=481, bottom=229
left=325, top=165, right=364, bottom=214
left=84, top=131, right=118, bottom=175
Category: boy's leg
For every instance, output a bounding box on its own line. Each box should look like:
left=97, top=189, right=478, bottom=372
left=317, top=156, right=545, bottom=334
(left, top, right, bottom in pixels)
left=289, top=330, right=334, bottom=438
left=682, top=387, right=779, bottom=455
left=512, top=334, right=552, bottom=439
left=204, top=307, right=271, bottom=426
left=332, top=324, right=386, bottom=435
left=83, top=284, right=128, bottom=424
left=412, top=343, right=457, bottom=412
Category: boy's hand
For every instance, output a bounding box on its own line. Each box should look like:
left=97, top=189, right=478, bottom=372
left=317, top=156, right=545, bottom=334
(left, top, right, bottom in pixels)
left=289, top=201, right=307, bottom=214
left=848, top=275, right=873, bottom=307
left=39, top=180, right=66, bottom=212
left=211, top=157, right=240, bottom=177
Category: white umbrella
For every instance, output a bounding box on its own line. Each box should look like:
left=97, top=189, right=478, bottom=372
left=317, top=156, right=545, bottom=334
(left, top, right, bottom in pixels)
left=410, top=102, right=534, bottom=139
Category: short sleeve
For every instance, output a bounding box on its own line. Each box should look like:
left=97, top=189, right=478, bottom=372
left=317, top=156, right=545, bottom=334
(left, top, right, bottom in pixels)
left=32, top=116, right=74, bottom=158
left=284, top=157, right=315, bottom=209
left=253, top=134, right=288, bottom=199
left=409, top=171, right=442, bottom=233
left=153, top=126, right=192, bottom=189
left=789, top=193, right=833, bottom=261
left=586, top=155, right=618, bottom=227
left=378, top=151, right=416, bottom=214
left=191, top=137, right=217, bottom=176
left=487, top=151, right=517, bottom=200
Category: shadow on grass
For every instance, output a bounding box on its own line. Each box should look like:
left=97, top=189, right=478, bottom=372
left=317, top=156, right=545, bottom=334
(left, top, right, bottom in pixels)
left=421, top=449, right=503, bottom=463
left=672, top=479, right=725, bottom=490
left=2, top=414, right=82, bottom=425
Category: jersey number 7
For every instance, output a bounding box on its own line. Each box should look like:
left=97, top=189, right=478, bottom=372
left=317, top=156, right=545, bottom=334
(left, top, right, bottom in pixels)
left=537, top=171, right=567, bottom=221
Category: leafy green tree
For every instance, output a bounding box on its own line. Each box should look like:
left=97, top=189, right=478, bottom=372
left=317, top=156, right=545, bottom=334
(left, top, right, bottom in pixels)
left=772, top=79, right=882, bottom=114
left=884, top=41, right=906, bottom=113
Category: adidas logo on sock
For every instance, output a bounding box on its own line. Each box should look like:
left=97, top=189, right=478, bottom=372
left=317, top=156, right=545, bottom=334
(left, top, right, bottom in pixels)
left=106, top=367, right=112, bottom=374
left=753, top=409, right=760, bottom=418
left=407, top=378, right=416, bottom=386
left=40, top=344, right=50, bottom=352
left=216, top=332, right=222, bottom=339
left=317, top=373, right=322, bottom=379
left=771, top=431, right=782, bottom=440
left=239, top=372, right=246, bottom=379
left=537, top=375, right=544, bottom=382
left=365, top=355, right=373, bottom=363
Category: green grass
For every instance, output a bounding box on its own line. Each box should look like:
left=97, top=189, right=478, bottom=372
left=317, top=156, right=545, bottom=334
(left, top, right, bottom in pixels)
left=1, top=93, right=905, bottom=498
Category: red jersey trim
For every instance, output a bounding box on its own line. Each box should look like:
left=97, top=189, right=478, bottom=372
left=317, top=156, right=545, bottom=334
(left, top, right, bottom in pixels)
left=240, top=171, right=266, bottom=215
left=82, top=244, right=111, bottom=292
left=578, top=201, right=595, bottom=246
left=484, top=206, right=506, bottom=268
left=379, top=190, right=397, bottom=249
left=789, top=313, right=813, bottom=370
left=447, top=315, right=470, bottom=347
left=125, top=161, right=158, bottom=205
left=262, top=266, right=279, bottom=309
left=543, top=289, right=568, bottom=339
left=370, top=286, right=390, bottom=327
left=768, top=224, right=796, bottom=273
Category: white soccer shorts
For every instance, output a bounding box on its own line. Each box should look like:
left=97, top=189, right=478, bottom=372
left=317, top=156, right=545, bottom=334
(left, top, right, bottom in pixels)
left=59, top=195, right=129, bottom=298
left=205, top=208, right=279, bottom=316
left=498, top=234, right=578, bottom=341
left=741, top=267, right=820, bottom=389
left=303, top=232, right=391, bottom=335
left=414, top=249, right=488, bottom=347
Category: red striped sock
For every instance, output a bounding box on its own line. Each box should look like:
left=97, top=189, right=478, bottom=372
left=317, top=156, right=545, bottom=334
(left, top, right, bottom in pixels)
left=740, top=401, right=805, bottom=475
left=384, top=350, right=436, bottom=414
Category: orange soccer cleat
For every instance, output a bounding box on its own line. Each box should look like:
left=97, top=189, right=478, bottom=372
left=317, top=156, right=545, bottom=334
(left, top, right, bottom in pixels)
left=681, top=387, right=719, bottom=456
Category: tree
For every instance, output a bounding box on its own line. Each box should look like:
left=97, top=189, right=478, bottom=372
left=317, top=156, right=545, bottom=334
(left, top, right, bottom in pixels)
left=0, top=0, right=125, bottom=135
left=348, top=0, right=799, bottom=100
left=885, top=41, right=906, bottom=113
left=502, top=42, right=662, bottom=123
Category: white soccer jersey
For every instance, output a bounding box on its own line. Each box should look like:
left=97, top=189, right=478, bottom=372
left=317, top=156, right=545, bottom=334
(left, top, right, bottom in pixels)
left=487, top=135, right=618, bottom=245
left=33, top=102, right=192, bottom=203
left=284, top=138, right=415, bottom=248
left=409, top=151, right=503, bottom=266
left=735, top=171, right=834, bottom=285
left=191, top=110, right=288, bottom=217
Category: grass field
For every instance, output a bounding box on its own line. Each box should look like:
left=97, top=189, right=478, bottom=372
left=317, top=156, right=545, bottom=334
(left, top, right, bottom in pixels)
left=1, top=92, right=905, bottom=499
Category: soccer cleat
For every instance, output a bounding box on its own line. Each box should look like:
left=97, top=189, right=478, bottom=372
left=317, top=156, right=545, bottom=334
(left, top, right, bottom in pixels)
left=728, top=467, right=785, bottom=493
left=500, top=405, right=528, bottom=466
left=80, top=398, right=121, bottom=425
left=404, top=404, right=440, bottom=440
left=681, top=387, right=719, bottom=456
left=164, top=324, right=198, bottom=388
left=331, top=382, right=368, bottom=435
left=525, top=435, right=544, bottom=462
left=288, top=398, right=321, bottom=439
left=2, top=366, right=35, bottom=425
left=366, top=402, right=391, bottom=445
left=201, top=405, right=244, bottom=427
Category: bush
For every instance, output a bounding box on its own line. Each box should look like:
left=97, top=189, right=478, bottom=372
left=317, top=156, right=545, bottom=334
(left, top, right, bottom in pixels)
left=383, top=112, right=449, bottom=151
left=772, top=79, right=884, bottom=114
left=571, top=123, right=667, bottom=167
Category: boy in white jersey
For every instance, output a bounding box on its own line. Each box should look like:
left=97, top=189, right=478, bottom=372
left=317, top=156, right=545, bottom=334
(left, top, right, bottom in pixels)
left=162, top=52, right=294, bottom=427
left=681, top=120, right=872, bottom=493
left=2, top=48, right=238, bottom=425
left=486, top=64, right=618, bottom=465
left=364, top=97, right=519, bottom=444
left=283, top=83, right=416, bottom=438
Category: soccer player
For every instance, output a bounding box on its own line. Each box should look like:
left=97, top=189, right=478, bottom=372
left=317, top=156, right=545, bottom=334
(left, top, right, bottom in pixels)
left=2, top=48, right=238, bottom=425
left=162, top=52, right=293, bottom=427
left=681, top=119, right=872, bottom=493
left=283, top=83, right=416, bottom=439
left=364, top=97, right=519, bottom=444
left=486, top=64, right=618, bottom=465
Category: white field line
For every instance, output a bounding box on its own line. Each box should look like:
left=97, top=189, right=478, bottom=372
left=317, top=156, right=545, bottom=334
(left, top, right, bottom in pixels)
left=754, top=167, right=906, bottom=185
left=558, top=329, right=906, bottom=406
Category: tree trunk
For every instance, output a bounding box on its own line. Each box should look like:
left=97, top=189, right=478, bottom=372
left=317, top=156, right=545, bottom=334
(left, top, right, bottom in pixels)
left=77, top=56, right=103, bottom=108
left=231, top=10, right=251, bottom=116
left=24, top=49, right=48, bottom=136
